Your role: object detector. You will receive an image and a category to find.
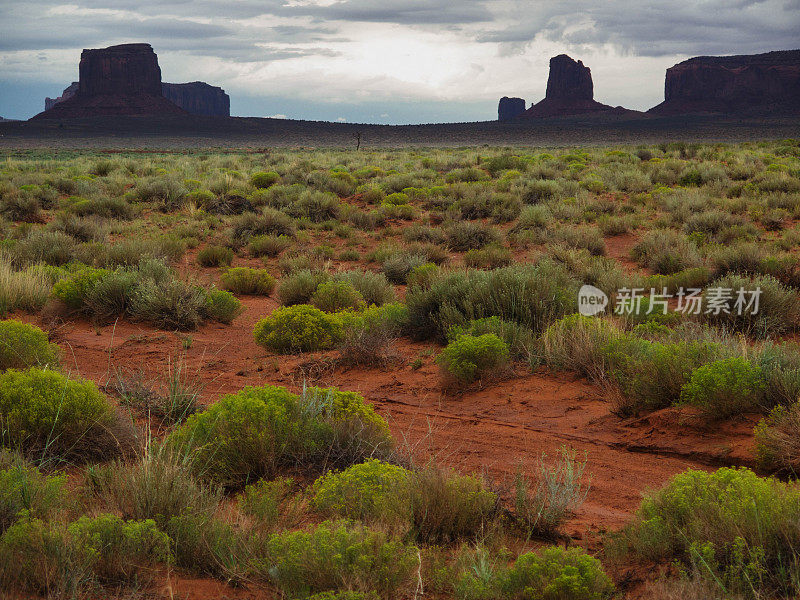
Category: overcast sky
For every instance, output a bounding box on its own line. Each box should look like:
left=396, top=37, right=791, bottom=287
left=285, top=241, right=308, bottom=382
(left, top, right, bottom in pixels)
left=1, top=0, right=798, bottom=122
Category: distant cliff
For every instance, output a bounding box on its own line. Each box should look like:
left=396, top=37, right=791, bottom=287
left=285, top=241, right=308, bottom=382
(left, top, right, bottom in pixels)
left=162, top=82, right=229, bottom=117
left=649, top=50, right=800, bottom=115
left=498, top=97, right=526, bottom=121
left=45, top=82, right=78, bottom=111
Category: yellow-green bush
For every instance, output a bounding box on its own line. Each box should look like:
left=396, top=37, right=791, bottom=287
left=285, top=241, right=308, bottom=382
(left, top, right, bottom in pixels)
left=0, top=368, right=113, bottom=460
left=311, top=459, right=410, bottom=521
left=437, top=333, right=510, bottom=384
left=253, top=304, right=345, bottom=353
left=0, top=319, right=59, bottom=371
left=167, top=384, right=392, bottom=486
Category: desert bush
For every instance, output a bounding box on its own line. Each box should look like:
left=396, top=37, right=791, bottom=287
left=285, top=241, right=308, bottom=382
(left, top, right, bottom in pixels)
left=512, top=446, right=590, bottom=537
left=616, top=467, right=800, bottom=598
left=606, top=337, right=723, bottom=415
left=197, top=244, right=234, bottom=267
left=67, top=513, right=171, bottom=583
left=679, top=357, right=765, bottom=418
left=253, top=521, right=418, bottom=599
left=65, top=195, right=134, bottom=220
left=0, top=259, right=52, bottom=315
left=203, top=288, right=243, bottom=323
left=0, top=462, right=67, bottom=532
left=167, top=384, right=393, bottom=486
left=437, top=333, right=510, bottom=385
left=0, top=368, right=114, bottom=461
left=463, top=244, right=513, bottom=269
left=702, top=273, right=800, bottom=338
left=278, top=269, right=330, bottom=305
left=446, top=221, right=501, bottom=251
left=0, top=517, right=96, bottom=596
left=0, top=319, right=59, bottom=371
left=248, top=233, right=292, bottom=257
left=10, top=230, right=76, bottom=266
left=499, top=546, right=614, bottom=600
left=549, top=225, right=606, bottom=256
left=447, top=316, right=536, bottom=362
left=311, top=280, right=365, bottom=312
left=334, top=270, right=395, bottom=306
left=229, top=209, right=295, bottom=246
left=381, top=251, right=430, bottom=284
left=541, top=315, right=620, bottom=381
left=253, top=304, right=344, bottom=352
left=409, top=465, right=497, bottom=543
left=165, top=511, right=250, bottom=579
left=631, top=229, right=703, bottom=274
left=220, top=267, right=276, bottom=295
left=756, top=342, right=800, bottom=409
left=287, top=190, right=341, bottom=222
left=250, top=171, right=280, bottom=189
left=406, top=261, right=579, bottom=341
left=311, top=459, right=411, bottom=523
left=338, top=303, right=408, bottom=366
left=89, top=441, right=220, bottom=528
left=755, top=402, right=800, bottom=474
left=129, top=277, right=208, bottom=330
left=240, top=476, right=302, bottom=528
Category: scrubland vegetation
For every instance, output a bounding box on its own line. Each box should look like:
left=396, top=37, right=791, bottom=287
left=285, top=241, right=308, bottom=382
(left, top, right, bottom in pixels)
left=0, top=139, right=799, bottom=598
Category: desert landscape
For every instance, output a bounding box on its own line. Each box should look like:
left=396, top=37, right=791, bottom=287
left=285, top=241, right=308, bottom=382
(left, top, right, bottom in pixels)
left=2, top=3, right=800, bottom=599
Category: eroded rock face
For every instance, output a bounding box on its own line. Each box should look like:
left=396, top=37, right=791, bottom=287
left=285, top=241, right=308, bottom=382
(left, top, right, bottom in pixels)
left=546, top=54, right=593, bottom=101
left=498, top=97, right=526, bottom=121
left=649, top=50, right=800, bottom=115
left=522, top=54, right=627, bottom=118
left=32, top=43, right=185, bottom=119
left=79, top=43, right=163, bottom=96
left=162, top=82, right=230, bottom=117
left=45, top=82, right=78, bottom=111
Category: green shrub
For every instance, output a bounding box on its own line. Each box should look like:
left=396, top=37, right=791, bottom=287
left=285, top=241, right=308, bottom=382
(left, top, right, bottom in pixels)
left=0, top=259, right=52, bottom=316
left=617, top=467, right=800, bottom=597
left=541, top=315, right=620, bottom=381
left=702, top=273, right=800, bottom=338
left=248, top=233, right=291, bottom=257
left=220, top=267, right=276, bottom=295
left=240, top=476, right=298, bottom=526
left=446, top=221, right=501, bottom=252
left=255, top=521, right=418, bottom=599
left=52, top=266, right=109, bottom=310
left=437, top=333, right=510, bottom=384
left=448, top=317, right=536, bottom=362
left=203, top=288, right=243, bottom=324
left=197, top=245, right=234, bottom=267
left=67, top=513, right=171, bottom=583
left=755, top=402, right=800, bottom=474
left=381, top=251, right=430, bottom=284
left=311, top=280, right=365, bottom=312
left=167, top=384, right=393, bottom=486
left=129, top=277, right=207, bottom=330
left=311, top=459, right=410, bottom=522
left=680, top=357, right=765, bottom=418
left=334, top=270, right=395, bottom=306
left=409, top=465, right=497, bottom=544
left=0, top=517, right=95, bottom=597
left=500, top=547, right=613, bottom=600
left=0, top=463, right=67, bottom=532
left=250, top=171, right=280, bottom=189
left=278, top=269, right=329, bottom=305
left=0, top=320, right=59, bottom=371
left=406, top=261, right=579, bottom=341
left=0, top=368, right=113, bottom=460
left=253, top=304, right=344, bottom=353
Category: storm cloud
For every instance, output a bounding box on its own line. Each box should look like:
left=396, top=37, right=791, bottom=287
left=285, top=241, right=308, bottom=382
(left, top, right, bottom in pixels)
left=0, top=0, right=798, bottom=121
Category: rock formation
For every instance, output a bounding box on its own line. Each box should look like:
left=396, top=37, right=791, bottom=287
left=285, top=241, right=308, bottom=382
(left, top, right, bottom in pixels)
left=498, top=97, right=526, bottom=121
left=521, top=54, right=627, bottom=118
left=649, top=50, right=800, bottom=115
left=45, top=82, right=78, bottom=111
left=162, top=82, right=230, bottom=117
left=32, top=43, right=185, bottom=119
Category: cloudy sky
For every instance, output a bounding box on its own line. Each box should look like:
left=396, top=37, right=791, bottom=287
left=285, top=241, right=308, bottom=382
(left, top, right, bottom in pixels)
left=1, top=0, right=798, bottom=122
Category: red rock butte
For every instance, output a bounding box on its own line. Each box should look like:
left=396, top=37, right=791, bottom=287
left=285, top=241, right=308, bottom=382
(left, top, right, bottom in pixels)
left=32, top=43, right=186, bottom=119
left=520, top=55, right=631, bottom=118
